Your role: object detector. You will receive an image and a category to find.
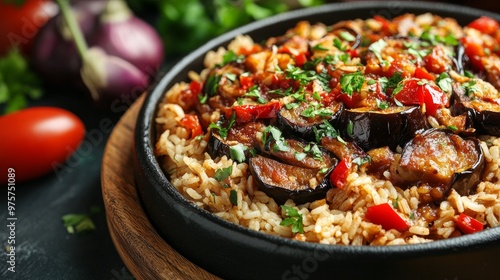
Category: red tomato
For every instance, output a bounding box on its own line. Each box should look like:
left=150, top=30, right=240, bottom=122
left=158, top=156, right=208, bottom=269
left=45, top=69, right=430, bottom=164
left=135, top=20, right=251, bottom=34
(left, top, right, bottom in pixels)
left=293, top=52, right=308, bottom=67
left=460, top=36, right=486, bottom=72
left=0, top=0, right=57, bottom=56
left=239, top=75, right=254, bottom=90
left=329, top=157, right=351, bottom=189
left=0, top=107, right=85, bottom=184
left=393, top=78, right=449, bottom=116
left=414, top=67, right=435, bottom=81
left=468, top=16, right=500, bottom=35
left=179, top=114, right=203, bottom=138
left=365, top=203, right=409, bottom=231
left=227, top=101, right=281, bottom=123
left=455, top=213, right=484, bottom=234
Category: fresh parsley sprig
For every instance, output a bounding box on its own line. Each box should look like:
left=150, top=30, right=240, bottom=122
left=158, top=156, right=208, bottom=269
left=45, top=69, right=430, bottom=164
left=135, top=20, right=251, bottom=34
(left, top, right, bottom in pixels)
left=280, top=205, right=304, bottom=234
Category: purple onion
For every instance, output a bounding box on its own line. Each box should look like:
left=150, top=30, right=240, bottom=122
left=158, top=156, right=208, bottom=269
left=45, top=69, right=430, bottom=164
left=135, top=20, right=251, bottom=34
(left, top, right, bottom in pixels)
left=31, top=1, right=106, bottom=86
left=89, top=0, right=164, bottom=77
left=81, top=47, right=149, bottom=109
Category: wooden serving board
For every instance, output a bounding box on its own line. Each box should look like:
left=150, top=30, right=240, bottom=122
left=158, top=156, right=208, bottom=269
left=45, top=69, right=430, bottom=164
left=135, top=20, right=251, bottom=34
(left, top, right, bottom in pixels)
left=101, top=95, right=220, bottom=280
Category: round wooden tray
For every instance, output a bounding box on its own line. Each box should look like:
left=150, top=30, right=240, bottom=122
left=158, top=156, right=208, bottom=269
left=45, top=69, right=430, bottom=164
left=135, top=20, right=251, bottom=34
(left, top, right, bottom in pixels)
left=101, top=95, right=220, bottom=280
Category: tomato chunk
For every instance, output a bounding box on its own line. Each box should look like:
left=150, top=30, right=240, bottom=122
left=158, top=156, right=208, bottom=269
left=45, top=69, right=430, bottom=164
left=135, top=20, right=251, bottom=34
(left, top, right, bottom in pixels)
left=365, top=203, right=409, bottom=231
left=227, top=101, right=282, bottom=123
left=179, top=114, right=203, bottom=138
left=393, top=78, right=448, bottom=116
left=468, top=16, right=500, bottom=35
left=455, top=213, right=484, bottom=234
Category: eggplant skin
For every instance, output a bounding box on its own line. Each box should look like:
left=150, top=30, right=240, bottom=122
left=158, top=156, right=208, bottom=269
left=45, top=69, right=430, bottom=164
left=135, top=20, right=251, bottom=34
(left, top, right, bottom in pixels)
left=249, top=156, right=334, bottom=205
left=276, top=102, right=343, bottom=142
left=340, top=106, right=428, bottom=151
left=391, top=129, right=484, bottom=200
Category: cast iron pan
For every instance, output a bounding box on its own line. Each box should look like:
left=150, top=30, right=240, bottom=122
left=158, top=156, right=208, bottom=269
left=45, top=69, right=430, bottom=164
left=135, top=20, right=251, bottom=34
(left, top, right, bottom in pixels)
left=134, top=2, right=500, bottom=279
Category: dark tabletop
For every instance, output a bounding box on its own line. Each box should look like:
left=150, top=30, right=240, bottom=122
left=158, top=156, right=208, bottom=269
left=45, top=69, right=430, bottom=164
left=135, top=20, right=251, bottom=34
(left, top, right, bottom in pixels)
left=2, top=1, right=500, bottom=279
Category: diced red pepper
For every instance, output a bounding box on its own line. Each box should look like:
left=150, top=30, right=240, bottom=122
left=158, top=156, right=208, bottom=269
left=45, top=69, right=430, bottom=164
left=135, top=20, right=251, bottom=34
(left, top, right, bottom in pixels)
left=227, top=101, right=282, bottom=123
left=179, top=114, right=203, bottom=138
left=468, top=16, right=500, bottom=35
left=414, top=67, right=435, bottom=81
left=455, top=213, right=484, bottom=234
left=365, top=203, right=409, bottom=231
left=239, top=75, right=254, bottom=90
left=347, top=48, right=360, bottom=58
left=329, top=157, right=351, bottom=189
left=393, top=78, right=449, bottom=116
left=189, top=80, right=203, bottom=95
left=294, top=52, right=308, bottom=67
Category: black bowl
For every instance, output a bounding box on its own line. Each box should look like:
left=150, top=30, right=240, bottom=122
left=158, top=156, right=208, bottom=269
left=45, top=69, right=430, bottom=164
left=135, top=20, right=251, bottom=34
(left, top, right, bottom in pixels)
left=134, top=2, right=500, bottom=279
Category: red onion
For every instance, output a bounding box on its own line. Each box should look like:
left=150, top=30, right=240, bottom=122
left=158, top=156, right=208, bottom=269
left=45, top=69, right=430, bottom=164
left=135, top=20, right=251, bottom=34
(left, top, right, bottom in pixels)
left=54, top=0, right=153, bottom=110
left=31, top=1, right=106, bottom=86
left=89, top=0, right=164, bottom=77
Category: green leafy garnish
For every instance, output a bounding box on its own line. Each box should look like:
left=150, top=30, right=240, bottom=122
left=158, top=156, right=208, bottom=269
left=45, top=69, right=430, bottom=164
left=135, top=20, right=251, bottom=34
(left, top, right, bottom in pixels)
left=230, top=189, right=238, bottom=206
left=340, top=72, right=364, bottom=96
left=262, top=126, right=289, bottom=152
left=352, top=155, right=371, bottom=166
left=208, top=112, right=236, bottom=139
left=229, top=143, right=248, bottom=163
left=280, top=205, right=304, bottom=234
left=436, top=72, right=452, bottom=94
left=0, top=49, right=44, bottom=114
left=339, top=31, right=356, bottom=42
left=369, top=39, right=388, bottom=65
left=244, top=85, right=267, bottom=103
left=199, top=73, right=221, bottom=104
left=314, top=120, right=345, bottom=144
left=214, top=165, right=233, bottom=182
left=62, top=206, right=100, bottom=234
left=222, top=50, right=244, bottom=65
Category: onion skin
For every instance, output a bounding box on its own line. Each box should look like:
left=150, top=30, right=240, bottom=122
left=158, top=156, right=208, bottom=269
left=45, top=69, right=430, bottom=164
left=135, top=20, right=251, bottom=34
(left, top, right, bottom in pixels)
left=89, top=0, right=164, bottom=78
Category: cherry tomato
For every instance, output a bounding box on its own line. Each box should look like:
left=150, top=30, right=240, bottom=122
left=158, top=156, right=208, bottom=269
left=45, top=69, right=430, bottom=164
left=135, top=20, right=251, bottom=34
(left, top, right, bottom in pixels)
left=455, top=213, right=484, bottom=234
left=0, top=0, right=57, bottom=56
left=468, top=16, right=500, bottom=35
left=179, top=114, right=203, bottom=138
left=329, top=157, right=351, bottom=189
left=393, top=78, right=449, bottom=116
left=227, top=101, right=282, bottom=123
left=365, top=203, right=409, bottom=231
left=0, top=107, right=85, bottom=184
left=414, top=67, right=435, bottom=81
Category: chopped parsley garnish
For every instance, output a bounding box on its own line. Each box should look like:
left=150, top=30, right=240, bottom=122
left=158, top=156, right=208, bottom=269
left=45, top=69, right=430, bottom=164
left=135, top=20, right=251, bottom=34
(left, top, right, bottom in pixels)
left=339, top=31, right=356, bottom=42
left=420, top=29, right=458, bottom=46
left=346, top=120, right=354, bottom=136
left=462, top=80, right=479, bottom=98
left=376, top=99, right=390, bottom=110
left=230, top=190, right=238, bottom=206
left=244, top=85, right=267, bottom=103
left=312, top=44, right=328, bottom=51
left=464, top=70, right=475, bottom=78
left=303, top=143, right=323, bottom=161
left=294, top=152, right=307, bottom=161
left=340, top=71, right=364, bottom=96
left=300, top=103, right=333, bottom=118
left=209, top=112, right=236, bottom=139
left=199, top=74, right=221, bottom=104
left=229, top=143, right=248, bottom=163
left=280, top=205, right=304, bottom=234
left=393, top=197, right=400, bottom=209
left=369, top=39, right=388, bottom=65
left=436, top=72, right=452, bottom=94
left=333, top=37, right=346, bottom=51
left=222, top=50, right=245, bottom=65
left=214, top=165, right=233, bottom=186
left=352, top=155, right=371, bottom=166
left=314, top=120, right=345, bottom=144
left=262, top=126, right=290, bottom=152
left=62, top=206, right=100, bottom=234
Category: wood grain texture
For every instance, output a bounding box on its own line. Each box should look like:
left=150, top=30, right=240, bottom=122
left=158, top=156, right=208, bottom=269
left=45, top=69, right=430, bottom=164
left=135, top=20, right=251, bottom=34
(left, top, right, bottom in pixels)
left=101, top=95, right=220, bottom=280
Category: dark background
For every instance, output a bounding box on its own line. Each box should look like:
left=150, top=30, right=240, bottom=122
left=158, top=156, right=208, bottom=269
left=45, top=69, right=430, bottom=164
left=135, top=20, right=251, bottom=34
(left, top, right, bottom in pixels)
left=1, top=1, right=500, bottom=279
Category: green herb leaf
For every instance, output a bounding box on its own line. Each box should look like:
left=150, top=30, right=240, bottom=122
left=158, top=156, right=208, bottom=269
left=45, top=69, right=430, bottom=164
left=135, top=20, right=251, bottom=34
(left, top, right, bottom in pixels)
left=436, top=72, right=452, bottom=94
left=214, top=165, right=233, bottom=182
left=0, top=49, right=44, bottom=114
left=244, top=85, right=267, bottom=104
left=369, top=39, right=388, bottom=65
left=340, top=72, right=365, bottom=96
left=61, top=206, right=100, bottom=234
left=339, top=31, right=356, bottom=42
left=280, top=205, right=304, bottom=234
left=229, top=143, right=248, bottom=163
left=314, top=120, right=345, bottom=144
left=229, top=189, right=238, bottom=206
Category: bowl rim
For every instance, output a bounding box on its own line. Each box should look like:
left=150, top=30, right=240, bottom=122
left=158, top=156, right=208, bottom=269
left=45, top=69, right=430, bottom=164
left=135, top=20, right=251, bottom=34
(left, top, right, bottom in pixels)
left=135, top=0, right=500, bottom=259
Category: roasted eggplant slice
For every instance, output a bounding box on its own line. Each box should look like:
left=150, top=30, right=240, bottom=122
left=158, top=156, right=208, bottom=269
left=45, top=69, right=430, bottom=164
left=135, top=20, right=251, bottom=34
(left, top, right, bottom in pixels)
left=452, top=81, right=500, bottom=136
left=207, top=120, right=265, bottom=162
left=340, top=106, right=428, bottom=151
left=391, top=129, right=484, bottom=201
left=276, top=102, right=343, bottom=142
left=259, top=137, right=337, bottom=170
left=249, top=156, right=334, bottom=205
